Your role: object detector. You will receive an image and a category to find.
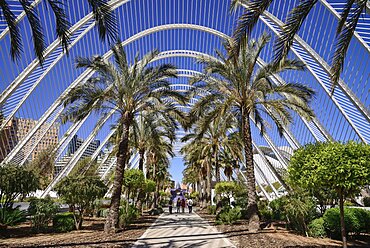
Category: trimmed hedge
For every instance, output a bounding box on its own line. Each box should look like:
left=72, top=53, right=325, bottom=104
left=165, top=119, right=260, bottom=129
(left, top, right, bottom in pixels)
left=323, top=207, right=370, bottom=239
left=53, top=212, right=75, bottom=232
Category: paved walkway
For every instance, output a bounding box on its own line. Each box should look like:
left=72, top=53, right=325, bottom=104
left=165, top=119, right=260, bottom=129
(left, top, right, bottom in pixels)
left=134, top=210, right=235, bottom=248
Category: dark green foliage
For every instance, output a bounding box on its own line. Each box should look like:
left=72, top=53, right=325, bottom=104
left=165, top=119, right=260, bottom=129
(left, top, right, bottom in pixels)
left=363, top=197, right=370, bottom=207
left=269, top=193, right=318, bottom=235
left=308, top=217, right=326, bottom=238
left=216, top=207, right=241, bottom=225
left=148, top=207, right=164, bottom=216
left=53, top=212, right=76, bottom=233
left=207, top=205, right=217, bottom=215
left=0, top=207, right=26, bottom=228
left=55, top=176, right=107, bottom=230
left=0, top=163, right=39, bottom=209
left=123, top=169, right=145, bottom=190
left=269, top=197, right=286, bottom=221
left=28, top=197, right=59, bottom=230
left=145, top=179, right=156, bottom=193
left=258, top=200, right=272, bottom=222
left=119, top=202, right=140, bottom=228
left=323, top=207, right=370, bottom=239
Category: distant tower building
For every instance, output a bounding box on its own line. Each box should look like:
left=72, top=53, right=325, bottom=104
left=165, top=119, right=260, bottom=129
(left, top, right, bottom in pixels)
left=66, top=134, right=100, bottom=159
left=0, top=117, right=59, bottom=163
left=55, top=135, right=101, bottom=175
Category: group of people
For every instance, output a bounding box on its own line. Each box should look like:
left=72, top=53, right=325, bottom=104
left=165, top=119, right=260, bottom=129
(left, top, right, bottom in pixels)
left=168, top=198, right=193, bottom=214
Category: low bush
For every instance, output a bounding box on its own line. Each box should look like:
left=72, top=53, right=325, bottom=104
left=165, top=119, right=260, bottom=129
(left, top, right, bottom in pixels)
left=53, top=212, right=75, bottom=233
left=308, top=217, right=326, bottom=238
left=258, top=200, right=272, bottom=222
left=323, top=207, right=370, bottom=239
left=216, top=207, right=241, bottom=225
left=119, top=203, right=140, bottom=228
left=0, top=207, right=26, bottom=229
left=28, top=197, right=59, bottom=231
left=148, top=207, right=163, bottom=216
left=363, top=197, right=370, bottom=207
left=207, top=205, right=216, bottom=215
left=269, top=194, right=317, bottom=235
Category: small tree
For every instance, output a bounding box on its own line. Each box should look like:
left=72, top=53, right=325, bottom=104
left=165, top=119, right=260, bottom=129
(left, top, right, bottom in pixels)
left=288, top=141, right=370, bottom=247
left=0, top=163, right=39, bottom=209
left=215, top=181, right=238, bottom=205
left=55, top=176, right=107, bottom=230
left=123, top=169, right=145, bottom=205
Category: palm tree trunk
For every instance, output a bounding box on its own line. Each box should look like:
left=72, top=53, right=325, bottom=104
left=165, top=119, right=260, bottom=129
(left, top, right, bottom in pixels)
left=136, top=149, right=146, bottom=213
left=206, top=160, right=212, bottom=207
left=138, top=149, right=145, bottom=171
left=104, top=117, right=131, bottom=233
left=242, top=111, right=260, bottom=231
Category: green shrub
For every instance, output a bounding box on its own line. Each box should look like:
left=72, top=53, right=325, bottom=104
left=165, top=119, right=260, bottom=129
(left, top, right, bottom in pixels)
left=53, top=212, right=75, bottom=233
left=363, top=197, right=370, bottom=207
left=0, top=207, right=26, bottom=228
left=269, top=194, right=317, bottom=234
left=119, top=203, right=140, bottom=228
left=207, top=205, right=216, bottom=215
left=308, top=217, right=326, bottom=238
left=323, top=207, right=370, bottom=239
left=216, top=207, right=241, bottom=225
left=269, top=197, right=286, bottom=221
left=258, top=200, right=272, bottom=222
left=28, top=197, right=59, bottom=230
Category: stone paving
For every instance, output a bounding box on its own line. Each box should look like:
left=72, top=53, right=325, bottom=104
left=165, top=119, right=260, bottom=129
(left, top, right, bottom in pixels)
left=134, top=210, right=235, bottom=248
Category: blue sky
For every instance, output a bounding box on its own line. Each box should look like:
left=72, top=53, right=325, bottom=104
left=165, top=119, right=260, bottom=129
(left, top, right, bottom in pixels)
left=169, top=158, right=185, bottom=184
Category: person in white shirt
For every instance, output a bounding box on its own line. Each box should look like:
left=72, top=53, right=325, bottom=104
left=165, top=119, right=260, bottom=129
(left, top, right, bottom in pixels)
left=187, top=198, right=193, bottom=213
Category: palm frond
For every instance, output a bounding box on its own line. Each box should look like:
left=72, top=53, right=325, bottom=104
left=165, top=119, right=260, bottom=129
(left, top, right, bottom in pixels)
left=274, top=0, right=318, bottom=64
left=87, top=0, right=118, bottom=42
left=20, top=0, right=46, bottom=64
left=232, top=0, right=273, bottom=56
left=330, top=0, right=366, bottom=91
left=0, top=0, right=22, bottom=60
left=46, top=0, right=71, bottom=53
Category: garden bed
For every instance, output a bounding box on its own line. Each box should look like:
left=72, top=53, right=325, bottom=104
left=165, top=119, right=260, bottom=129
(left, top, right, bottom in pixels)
left=0, top=214, right=157, bottom=248
left=197, top=210, right=370, bottom=248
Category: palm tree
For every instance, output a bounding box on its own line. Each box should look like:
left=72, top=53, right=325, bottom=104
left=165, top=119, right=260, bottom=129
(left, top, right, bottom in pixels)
left=182, top=115, right=235, bottom=183
left=131, top=112, right=176, bottom=172
left=145, top=139, right=174, bottom=208
left=1, top=0, right=117, bottom=64
left=189, top=34, right=315, bottom=231
left=181, top=140, right=212, bottom=208
left=231, top=0, right=369, bottom=89
left=131, top=114, right=177, bottom=211
left=61, top=42, right=186, bottom=233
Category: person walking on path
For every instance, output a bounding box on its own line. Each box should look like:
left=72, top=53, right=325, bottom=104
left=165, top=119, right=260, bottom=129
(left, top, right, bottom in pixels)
left=169, top=198, right=173, bottom=214
left=176, top=198, right=181, bottom=213
left=181, top=198, right=186, bottom=213
left=187, top=198, right=193, bottom=213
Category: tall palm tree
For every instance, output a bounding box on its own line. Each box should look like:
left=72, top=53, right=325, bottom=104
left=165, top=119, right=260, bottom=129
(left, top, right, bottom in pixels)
left=1, top=0, right=117, bottom=64
left=131, top=112, right=176, bottom=172
left=181, top=140, right=212, bottom=207
left=61, top=42, right=186, bottom=233
left=145, top=139, right=174, bottom=208
left=189, top=34, right=315, bottom=231
left=132, top=115, right=176, bottom=211
left=182, top=115, right=236, bottom=183
left=231, top=0, right=369, bottom=89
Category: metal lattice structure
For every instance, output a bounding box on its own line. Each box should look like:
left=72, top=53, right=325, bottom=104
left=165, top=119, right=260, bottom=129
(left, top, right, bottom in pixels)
left=0, top=0, right=369, bottom=200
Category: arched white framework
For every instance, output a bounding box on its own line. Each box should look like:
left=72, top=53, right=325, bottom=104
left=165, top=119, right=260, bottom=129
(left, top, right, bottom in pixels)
left=1, top=24, right=333, bottom=165
left=1, top=0, right=368, bottom=145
